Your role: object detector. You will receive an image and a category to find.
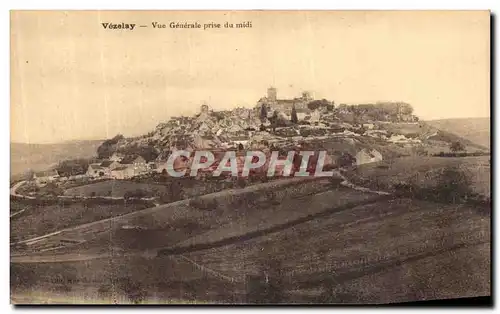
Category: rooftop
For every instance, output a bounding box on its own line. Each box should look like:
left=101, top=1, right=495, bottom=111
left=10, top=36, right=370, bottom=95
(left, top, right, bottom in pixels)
left=34, top=170, right=59, bottom=177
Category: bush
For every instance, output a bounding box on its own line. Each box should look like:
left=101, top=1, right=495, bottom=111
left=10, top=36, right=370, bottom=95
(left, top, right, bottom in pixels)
left=434, top=167, right=473, bottom=203
left=405, top=133, right=420, bottom=139
left=432, top=151, right=487, bottom=158
left=450, top=141, right=466, bottom=152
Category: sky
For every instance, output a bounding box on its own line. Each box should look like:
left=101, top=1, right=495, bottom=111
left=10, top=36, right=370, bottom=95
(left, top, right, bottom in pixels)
left=11, top=11, right=490, bottom=144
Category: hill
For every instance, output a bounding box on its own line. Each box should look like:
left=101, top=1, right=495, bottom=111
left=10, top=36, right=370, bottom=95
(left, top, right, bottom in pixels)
left=346, top=155, right=490, bottom=198
left=96, top=108, right=489, bottom=166
left=10, top=140, right=103, bottom=179
left=426, top=118, right=490, bottom=149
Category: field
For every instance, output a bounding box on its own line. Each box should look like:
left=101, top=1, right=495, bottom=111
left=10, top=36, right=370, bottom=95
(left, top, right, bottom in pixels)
left=10, top=199, right=151, bottom=242
left=11, top=195, right=490, bottom=303
left=63, top=180, right=171, bottom=198
left=11, top=178, right=349, bottom=256
left=11, top=255, right=241, bottom=304
left=182, top=197, right=490, bottom=303
left=346, top=156, right=490, bottom=197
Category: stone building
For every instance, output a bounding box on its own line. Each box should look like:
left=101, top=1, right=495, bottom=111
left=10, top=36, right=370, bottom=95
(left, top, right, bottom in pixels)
left=257, top=87, right=313, bottom=116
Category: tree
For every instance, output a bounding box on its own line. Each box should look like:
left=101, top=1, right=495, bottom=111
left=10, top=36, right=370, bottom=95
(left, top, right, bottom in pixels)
left=307, top=99, right=331, bottom=111
left=435, top=167, right=472, bottom=203
left=56, top=158, right=92, bottom=177
left=337, top=153, right=356, bottom=168
left=291, top=105, right=298, bottom=124
left=326, top=104, right=334, bottom=112
left=97, top=134, right=124, bottom=159
left=450, top=141, right=466, bottom=153
left=270, top=111, right=279, bottom=132
left=260, top=104, right=268, bottom=122
left=307, top=101, right=321, bottom=111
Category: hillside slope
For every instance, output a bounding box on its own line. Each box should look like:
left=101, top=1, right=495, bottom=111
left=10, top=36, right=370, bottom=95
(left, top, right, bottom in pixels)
left=426, top=117, right=490, bottom=149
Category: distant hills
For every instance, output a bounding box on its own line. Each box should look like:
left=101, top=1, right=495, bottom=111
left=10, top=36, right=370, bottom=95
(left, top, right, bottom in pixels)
left=10, top=140, right=103, bottom=179
left=426, top=117, right=490, bottom=149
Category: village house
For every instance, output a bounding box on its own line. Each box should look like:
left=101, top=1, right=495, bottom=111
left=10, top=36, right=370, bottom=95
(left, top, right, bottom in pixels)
left=309, top=109, right=321, bottom=123
left=296, top=108, right=311, bottom=121
left=110, top=166, right=135, bottom=180
left=147, top=161, right=157, bottom=171
left=120, top=155, right=148, bottom=176
left=33, top=169, right=60, bottom=185
left=68, top=174, right=86, bottom=181
left=100, top=160, right=121, bottom=170
left=192, top=134, right=221, bottom=149
left=355, top=149, right=383, bottom=166
left=86, top=163, right=110, bottom=178
left=109, top=152, right=125, bottom=162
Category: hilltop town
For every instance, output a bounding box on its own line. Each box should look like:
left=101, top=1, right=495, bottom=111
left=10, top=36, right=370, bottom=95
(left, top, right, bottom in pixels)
left=20, top=86, right=489, bottom=189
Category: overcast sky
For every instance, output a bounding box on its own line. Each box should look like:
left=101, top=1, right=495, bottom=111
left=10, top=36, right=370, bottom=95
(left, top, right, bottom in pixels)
left=11, top=11, right=490, bottom=144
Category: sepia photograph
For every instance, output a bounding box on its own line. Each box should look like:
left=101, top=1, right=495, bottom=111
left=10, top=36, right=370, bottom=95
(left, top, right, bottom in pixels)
left=10, top=10, right=491, bottom=304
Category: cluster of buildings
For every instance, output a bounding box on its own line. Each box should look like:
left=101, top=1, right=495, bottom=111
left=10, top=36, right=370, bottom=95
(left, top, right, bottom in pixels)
left=85, top=153, right=151, bottom=180
left=30, top=145, right=384, bottom=187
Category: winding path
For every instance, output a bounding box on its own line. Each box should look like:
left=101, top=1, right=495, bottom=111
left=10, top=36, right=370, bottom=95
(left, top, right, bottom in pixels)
left=10, top=180, right=35, bottom=199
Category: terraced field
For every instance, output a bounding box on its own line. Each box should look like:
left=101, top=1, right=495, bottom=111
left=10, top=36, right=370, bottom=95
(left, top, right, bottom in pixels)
left=10, top=199, right=151, bottom=242
left=11, top=177, right=339, bottom=258
left=180, top=198, right=489, bottom=303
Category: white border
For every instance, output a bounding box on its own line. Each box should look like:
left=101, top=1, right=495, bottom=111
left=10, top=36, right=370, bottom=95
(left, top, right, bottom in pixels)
left=3, top=1, right=497, bottom=313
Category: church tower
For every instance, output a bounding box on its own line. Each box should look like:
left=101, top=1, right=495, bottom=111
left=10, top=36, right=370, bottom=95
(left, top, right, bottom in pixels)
left=267, top=87, right=277, bottom=102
